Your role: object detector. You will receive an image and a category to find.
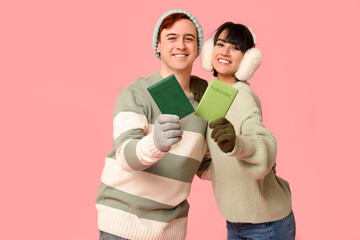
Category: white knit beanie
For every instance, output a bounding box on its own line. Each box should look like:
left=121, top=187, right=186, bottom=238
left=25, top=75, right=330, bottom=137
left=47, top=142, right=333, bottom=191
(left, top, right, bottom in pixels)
left=153, top=9, right=203, bottom=59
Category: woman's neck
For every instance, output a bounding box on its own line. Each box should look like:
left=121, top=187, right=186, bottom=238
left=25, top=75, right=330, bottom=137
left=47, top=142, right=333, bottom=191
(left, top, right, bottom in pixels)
left=217, top=74, right=237, bottom=86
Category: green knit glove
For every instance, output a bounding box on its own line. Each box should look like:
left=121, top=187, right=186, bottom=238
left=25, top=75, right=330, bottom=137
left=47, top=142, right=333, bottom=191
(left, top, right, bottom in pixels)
left=209, top=117, right=236, bottom=153
left=190, top=76, right=208, bottom=102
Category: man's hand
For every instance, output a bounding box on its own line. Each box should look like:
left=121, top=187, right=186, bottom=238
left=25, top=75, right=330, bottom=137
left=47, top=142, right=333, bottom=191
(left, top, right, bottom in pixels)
left=209, top=117, right=236, bottom=153
left=190, top=76, right=208, bottom=102
left=153, top=114, right=183, bottom=152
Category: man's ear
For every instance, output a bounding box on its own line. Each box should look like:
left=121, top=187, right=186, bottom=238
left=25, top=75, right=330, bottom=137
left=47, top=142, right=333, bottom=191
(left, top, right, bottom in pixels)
left=156, top=42, right=161, bottom=55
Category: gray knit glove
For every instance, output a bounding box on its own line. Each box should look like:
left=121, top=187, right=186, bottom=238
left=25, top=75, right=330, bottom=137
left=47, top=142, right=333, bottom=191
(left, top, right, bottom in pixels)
left=209, top=117, right=236, bottom=153
left=153, top=114, right=183, bottom=152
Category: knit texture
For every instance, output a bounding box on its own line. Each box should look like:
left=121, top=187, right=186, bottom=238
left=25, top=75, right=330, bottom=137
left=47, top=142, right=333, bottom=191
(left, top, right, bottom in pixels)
left=202, top=81, right=292, bottom=223
left=153, top=9, right=203, bottom=59
left=96, top=72, right=208, bottom=240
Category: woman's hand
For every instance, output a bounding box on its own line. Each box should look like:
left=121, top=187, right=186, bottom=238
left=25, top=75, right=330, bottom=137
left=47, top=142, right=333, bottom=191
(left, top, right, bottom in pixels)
left=209, top=117, right=236, bottom=153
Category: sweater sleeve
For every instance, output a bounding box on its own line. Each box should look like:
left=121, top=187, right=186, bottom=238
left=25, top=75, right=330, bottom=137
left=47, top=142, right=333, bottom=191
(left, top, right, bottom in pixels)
left=112, top=85, right=166, bottom=172
left=196, top=147, right=212, bottom=180
left=227, top=87, right=277, bottom=180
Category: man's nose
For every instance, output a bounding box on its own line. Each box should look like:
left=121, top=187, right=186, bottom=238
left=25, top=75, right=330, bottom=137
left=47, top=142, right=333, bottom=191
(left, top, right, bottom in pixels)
left=177, top=39, right=186, bottom=50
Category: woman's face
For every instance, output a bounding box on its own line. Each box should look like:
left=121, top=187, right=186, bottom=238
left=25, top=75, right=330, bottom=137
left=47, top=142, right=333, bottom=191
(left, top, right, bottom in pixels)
left=211, top=30, right=244, bottom=78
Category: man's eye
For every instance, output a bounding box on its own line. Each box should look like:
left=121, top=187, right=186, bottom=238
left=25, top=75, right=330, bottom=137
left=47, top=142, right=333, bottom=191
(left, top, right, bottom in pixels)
left=168, top=37, right=176, bottom=40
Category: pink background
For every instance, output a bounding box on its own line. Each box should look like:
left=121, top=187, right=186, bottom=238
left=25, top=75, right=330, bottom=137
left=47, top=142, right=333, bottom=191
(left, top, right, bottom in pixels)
left=1, top=0, right=359, bottom=239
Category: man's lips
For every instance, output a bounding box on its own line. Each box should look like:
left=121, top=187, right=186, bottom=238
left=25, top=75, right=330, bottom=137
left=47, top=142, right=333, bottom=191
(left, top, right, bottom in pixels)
left=172, top=54, right=188, bottom=58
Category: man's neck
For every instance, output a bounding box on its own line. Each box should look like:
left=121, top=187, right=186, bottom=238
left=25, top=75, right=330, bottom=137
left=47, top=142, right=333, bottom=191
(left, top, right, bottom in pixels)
left=159, top=68, right=192, bottom=95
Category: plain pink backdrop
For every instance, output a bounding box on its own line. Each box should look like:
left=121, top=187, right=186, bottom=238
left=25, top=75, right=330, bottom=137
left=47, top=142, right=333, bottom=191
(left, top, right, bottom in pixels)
left=1, top=0, right=360, bottom=239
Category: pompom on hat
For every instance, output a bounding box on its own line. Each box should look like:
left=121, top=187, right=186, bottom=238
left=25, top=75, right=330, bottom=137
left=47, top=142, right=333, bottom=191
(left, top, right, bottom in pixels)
left=153, top=9, right=204, bottom=59
left=200, top=26, right=262, bottom=81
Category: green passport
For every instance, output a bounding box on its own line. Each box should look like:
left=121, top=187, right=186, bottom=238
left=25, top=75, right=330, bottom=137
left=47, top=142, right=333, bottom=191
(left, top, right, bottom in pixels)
left=194, top=78, right=238, bottom=122
left=147, top=74, right=194, bottom=119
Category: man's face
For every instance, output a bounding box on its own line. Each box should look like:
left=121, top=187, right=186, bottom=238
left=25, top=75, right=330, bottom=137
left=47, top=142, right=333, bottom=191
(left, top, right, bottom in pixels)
left=157, top=19, right=198, bottom=74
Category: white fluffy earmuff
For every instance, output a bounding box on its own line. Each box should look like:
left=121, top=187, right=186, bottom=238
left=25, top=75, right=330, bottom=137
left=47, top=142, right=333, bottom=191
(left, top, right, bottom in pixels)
left=200, top=38, right=214, bottom=72
left=200, top=27, right=262, bottom=81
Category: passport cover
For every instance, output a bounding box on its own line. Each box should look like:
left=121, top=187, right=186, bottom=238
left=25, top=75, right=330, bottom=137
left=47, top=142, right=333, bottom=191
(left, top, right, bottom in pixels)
left=147, top=74, right=194, bottom=119
left=194, top=78, right=238, bottom=122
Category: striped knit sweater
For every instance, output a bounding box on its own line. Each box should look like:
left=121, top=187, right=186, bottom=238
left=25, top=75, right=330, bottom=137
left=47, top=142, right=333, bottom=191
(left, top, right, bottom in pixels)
left=201, top=80, right=292, bottom=223
left=96, top=72, right=208, bottom=240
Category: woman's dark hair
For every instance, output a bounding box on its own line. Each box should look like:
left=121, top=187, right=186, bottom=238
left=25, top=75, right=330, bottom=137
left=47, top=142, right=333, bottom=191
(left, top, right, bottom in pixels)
left=213, top=22, right=255, bottom=77
left=213, top=22, right=254, bottom=52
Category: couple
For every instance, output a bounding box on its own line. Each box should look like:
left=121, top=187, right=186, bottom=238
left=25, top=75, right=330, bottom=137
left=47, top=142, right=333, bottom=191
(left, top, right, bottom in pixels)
left=96, top=9, right=295, bottom=240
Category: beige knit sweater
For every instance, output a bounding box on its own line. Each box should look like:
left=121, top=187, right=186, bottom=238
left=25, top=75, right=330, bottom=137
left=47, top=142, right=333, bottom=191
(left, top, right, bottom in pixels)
left=203, top=80, right=292, bottom=223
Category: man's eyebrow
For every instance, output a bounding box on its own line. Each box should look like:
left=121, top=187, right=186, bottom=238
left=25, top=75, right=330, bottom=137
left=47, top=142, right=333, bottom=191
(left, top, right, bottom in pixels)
left=165, top=33, right=178, bottom=37
left=185, top=33, right=196, bottom=38
left=165, top=33, right=196, bottom=38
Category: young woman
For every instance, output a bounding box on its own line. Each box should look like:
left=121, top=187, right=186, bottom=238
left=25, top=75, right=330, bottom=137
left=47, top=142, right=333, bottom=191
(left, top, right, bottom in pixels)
left=200, top=22, right=296, bottom=239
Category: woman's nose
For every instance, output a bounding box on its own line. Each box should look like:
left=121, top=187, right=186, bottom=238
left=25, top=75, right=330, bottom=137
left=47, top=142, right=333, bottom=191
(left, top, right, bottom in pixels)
left=221, top=46, right=230, bottom=56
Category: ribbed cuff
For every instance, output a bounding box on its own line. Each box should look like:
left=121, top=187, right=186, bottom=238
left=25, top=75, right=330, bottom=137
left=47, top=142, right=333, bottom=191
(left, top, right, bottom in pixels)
left=136, top=134, right=166, bottom=165
left=227, top=136, right=255, bottom=158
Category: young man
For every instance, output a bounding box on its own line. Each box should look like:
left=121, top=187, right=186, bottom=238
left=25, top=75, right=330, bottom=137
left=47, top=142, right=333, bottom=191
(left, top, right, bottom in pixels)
left=96, top=9, right=209, bottom=240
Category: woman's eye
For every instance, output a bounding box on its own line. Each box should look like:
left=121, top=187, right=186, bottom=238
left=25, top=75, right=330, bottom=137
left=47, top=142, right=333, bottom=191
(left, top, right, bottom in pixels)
left=232, top=46, right=241, bottom=50
left=216, top=42, right=224, bottom=47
